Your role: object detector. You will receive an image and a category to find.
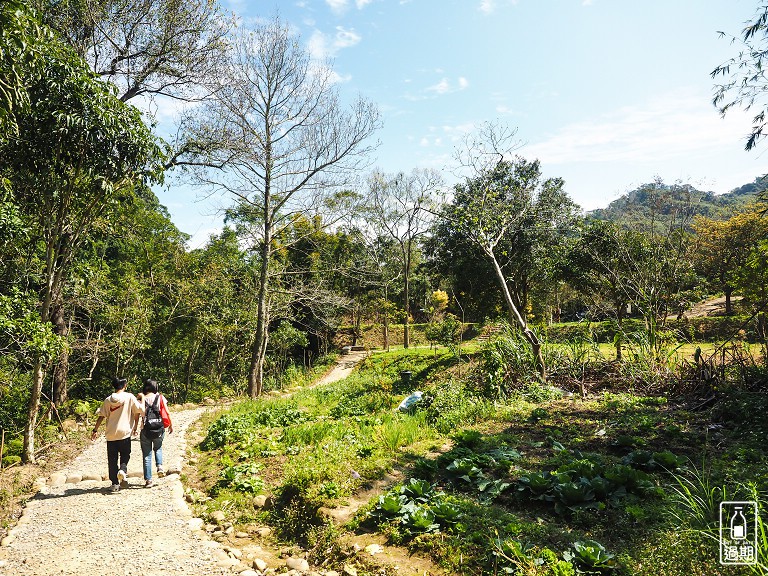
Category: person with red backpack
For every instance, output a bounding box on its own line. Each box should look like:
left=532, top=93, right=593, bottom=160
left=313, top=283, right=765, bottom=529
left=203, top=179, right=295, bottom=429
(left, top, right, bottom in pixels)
left=134, top=378, right=173, bottom=487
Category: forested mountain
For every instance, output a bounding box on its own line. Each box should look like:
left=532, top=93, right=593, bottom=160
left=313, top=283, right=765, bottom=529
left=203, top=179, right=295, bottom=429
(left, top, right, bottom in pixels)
left=588, top=176, right=766, bottom=224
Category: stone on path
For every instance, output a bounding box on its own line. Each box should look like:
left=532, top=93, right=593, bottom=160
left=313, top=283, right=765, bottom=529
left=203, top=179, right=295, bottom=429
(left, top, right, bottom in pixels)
left=47, top=472, right=66, bottom=486
left=188, top=518, right=204, bottom=531
left=286, top=557, right=310, bottom=572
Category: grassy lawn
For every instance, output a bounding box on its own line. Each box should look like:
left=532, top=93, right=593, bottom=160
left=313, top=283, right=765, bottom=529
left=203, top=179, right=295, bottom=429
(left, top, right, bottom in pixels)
left=188, top=345, right=767, bottom=575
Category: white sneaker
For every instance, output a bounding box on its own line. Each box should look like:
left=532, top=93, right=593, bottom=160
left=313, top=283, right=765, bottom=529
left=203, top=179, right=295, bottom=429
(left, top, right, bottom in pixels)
left=145, top=478, right=154, bottom=488
left=157, top=467, right=165, bottom=478
left=117, top=469, right=128, bottom=488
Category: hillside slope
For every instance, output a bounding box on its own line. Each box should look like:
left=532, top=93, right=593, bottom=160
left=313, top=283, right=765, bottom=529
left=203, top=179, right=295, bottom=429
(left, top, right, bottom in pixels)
left=588, top=176, right=766, bottom=226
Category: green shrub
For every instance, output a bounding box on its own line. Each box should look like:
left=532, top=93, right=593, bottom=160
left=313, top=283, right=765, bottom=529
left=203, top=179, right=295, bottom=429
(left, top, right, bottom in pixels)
left=3, top=438, right=23, bottom=457
left=425, top=380, right=492, bottom=434
left=478, top=324, right=540, bottom=397
left=202, top=400, right=311, bottom=449
left=2, top=455, right=21, bottom=467
left=270, top=474, right=327, bottom=545
left=217, top=462, right=264, bottom=494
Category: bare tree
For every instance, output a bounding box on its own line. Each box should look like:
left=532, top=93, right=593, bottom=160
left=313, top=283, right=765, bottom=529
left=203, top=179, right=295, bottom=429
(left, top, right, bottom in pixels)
left=366, top=169, right=442, bottom=348
left=38, top=0, right=230, bottom=105
left=181, top=18, right=380, bottom=397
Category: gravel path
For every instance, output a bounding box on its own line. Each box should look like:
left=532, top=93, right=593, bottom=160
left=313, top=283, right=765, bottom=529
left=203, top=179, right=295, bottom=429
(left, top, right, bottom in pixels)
left=0, top=354, right=372, bottom=576
left=0, top=407, right=234, bottom=576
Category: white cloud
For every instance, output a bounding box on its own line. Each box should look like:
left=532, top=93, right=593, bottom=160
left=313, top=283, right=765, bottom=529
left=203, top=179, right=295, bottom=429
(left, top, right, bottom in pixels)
left=326, top=0, right=348, bottom=13
left=424, top=76, right=470, bottom=96
left=525, top=91, right=753, bottom=165
left=329, top=70, right=353, bottom=83
left=582, top=0, right=594, bottom=5
left=479, top=0, right=495, bottom=14
left=325, top=0, right=373, bottom=13
left=478, top=0, right=517, bottom=14
left=428, top=78, right=451, bottom=95
left=307, top=26, right=361, bottom=59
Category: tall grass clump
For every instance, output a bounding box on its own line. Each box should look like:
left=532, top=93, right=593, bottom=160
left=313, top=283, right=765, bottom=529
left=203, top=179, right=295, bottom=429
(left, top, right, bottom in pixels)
left=376, top=412, right=432, bottom=453
left=281, top=419, right=342, bottom=447
left=425, top=378, right=493, bottom=434
left=478, top=323, right=541, bottom=398
left=667, top=462, right=725, bottom=536
left=619, top=329, right=685, bottom=392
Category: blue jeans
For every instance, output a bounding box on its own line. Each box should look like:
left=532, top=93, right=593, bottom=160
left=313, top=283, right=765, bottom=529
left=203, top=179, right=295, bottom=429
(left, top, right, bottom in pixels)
left=140, top=430, right=164, bottom=480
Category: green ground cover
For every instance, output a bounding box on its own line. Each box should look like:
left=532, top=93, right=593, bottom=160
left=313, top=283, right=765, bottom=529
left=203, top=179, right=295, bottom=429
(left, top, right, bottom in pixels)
left=190, top=345, right=768, bottom=575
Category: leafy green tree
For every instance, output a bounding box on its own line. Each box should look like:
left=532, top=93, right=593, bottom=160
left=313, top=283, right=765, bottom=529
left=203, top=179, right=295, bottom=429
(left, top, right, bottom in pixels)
left=691, top=203, right=768, bottom=314
left=735, top=239, right=768, bottom=354
left=0, top=0, right=50, bottom=134
left=569, top=181, right=698, bottom=360
left=0, top=16, right=162, bottom=461
left=181, top=18, right=379, bottom=397
left=442, top=156, right=576, bottom=380
left=438, top=124, right=578, bottom=380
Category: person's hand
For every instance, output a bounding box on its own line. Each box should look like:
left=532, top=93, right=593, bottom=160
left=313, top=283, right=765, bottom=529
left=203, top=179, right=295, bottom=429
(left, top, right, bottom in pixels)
left=137, top=393, right=144, bottom=401
left=131, top=427, right=139, bottom=438
left=91, top=429, right=98, bottom=441
left=168, top=424, right=174, bottom=434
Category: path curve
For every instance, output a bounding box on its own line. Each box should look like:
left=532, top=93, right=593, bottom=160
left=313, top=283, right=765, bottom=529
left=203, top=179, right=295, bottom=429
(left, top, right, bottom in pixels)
left=0, top=352, right=373, bottom=576
left=313, top=350, right=369, bottom=387
left=0, top=407, right=232, bottom=576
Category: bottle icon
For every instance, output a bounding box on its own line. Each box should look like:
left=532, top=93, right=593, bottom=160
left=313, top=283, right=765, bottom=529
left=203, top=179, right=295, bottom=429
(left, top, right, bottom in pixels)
left=731, top=506, right=747, bottom=540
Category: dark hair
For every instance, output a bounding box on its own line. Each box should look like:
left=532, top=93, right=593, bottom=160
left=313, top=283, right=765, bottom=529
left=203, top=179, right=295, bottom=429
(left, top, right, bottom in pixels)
left=142, top=378, right=158, bottom=394
left=112, top=377, right=127, bottom=390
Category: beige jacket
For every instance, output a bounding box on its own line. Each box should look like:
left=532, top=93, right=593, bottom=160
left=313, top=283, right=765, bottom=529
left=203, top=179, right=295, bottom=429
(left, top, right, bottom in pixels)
left=99, top=391, right=144, bottom=441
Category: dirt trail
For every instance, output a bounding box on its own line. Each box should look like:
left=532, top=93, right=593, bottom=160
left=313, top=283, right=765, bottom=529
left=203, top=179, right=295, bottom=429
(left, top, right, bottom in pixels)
left=313, top=350, right=369, bottom=386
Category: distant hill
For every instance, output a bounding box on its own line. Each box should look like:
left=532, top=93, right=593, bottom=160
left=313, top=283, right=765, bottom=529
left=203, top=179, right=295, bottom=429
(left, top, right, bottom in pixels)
left=588, top=176, right=767, bottom=226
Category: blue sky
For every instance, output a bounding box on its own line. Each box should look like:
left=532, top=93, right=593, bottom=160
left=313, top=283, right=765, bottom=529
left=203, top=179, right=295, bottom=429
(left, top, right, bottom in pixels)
left=153, top=0, right=767, bottom=247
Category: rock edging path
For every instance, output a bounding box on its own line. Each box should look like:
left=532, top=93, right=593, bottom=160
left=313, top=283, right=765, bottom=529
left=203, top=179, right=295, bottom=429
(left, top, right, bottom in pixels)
left=0, top=352, right=372, bottom=576
left=0, top=406, right=235, bottom=576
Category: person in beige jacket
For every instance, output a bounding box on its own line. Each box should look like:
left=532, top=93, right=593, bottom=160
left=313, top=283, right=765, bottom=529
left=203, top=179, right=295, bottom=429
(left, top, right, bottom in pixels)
left=91, top=377, right=144, bottom=492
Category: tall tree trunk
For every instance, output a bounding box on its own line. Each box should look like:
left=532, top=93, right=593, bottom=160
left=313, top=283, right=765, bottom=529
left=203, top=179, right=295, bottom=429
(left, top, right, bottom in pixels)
left=403, top=253, right=410, bottom=349
left=23, top=237, right=60, bottom=463
left=23, top=358, right=46, bottom=463
left=51, top=299, right=70, bottom=405
left=725, top=287, right=733, bottom=316
left=248, top=223, right=271, bottom=398
left=487, top=249, right=546, bottom=381
left=615, top=301, right=625, bottom=361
